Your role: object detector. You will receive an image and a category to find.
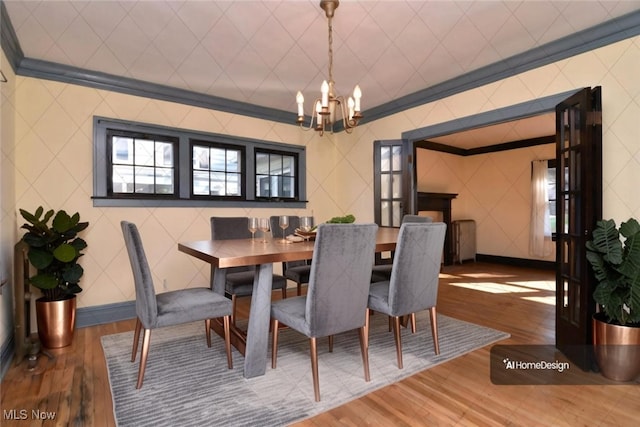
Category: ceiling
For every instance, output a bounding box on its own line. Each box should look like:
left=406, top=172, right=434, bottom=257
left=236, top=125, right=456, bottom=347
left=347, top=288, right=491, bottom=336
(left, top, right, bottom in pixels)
left=4, top=1, right=640, bottom=147
left=427, top=112, right=556, bottom=149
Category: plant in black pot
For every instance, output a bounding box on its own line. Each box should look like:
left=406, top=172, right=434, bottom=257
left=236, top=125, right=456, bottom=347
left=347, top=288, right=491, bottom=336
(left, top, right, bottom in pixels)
left=20, top=206, right=89, bottom=348
left=585, top=218, right=640, bottom=381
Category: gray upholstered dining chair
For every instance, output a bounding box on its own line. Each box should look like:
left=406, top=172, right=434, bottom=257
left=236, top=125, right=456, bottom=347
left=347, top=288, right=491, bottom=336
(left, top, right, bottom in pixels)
left=371, top=214, right=433, bottom=283
left=270, top=215, right=312, bottom=296
left=121, top=221, right=233, bottom=389
left=270, top=223, right=378, bottom=402
left=368, top=222, right=446, bottom=369
left=371, top=214, right=434, bottom=333
left=210, top=217, right=288, bottom=324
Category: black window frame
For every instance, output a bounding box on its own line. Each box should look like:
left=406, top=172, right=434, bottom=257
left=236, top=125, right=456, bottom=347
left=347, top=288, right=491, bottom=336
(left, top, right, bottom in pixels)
left=190, top=139, right=246, bottom=200
left=254, top=148, right=299, bottom=201
left=106, top=129, right=179, bottom=199
left=93, top=117, right=307, bottom=208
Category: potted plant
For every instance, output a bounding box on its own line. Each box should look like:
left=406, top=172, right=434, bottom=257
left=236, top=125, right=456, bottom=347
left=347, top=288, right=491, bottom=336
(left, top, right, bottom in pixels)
left=585, top=218, right=640, bottom=381
left=19, top=206, right=89, bottom=348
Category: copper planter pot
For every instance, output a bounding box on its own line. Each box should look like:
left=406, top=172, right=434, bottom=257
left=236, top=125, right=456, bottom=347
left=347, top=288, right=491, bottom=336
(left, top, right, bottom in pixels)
left=36, top=295, right=76, bottom=348
left=592, top=313, right=640, bottom=382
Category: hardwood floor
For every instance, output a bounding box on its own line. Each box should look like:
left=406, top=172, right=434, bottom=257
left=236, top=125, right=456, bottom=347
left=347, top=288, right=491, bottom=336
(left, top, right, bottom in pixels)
left=1, top=263, right=638, bottom=426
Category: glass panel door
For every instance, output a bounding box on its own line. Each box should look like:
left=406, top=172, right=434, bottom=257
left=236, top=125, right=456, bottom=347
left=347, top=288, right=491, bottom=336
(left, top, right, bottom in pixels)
left=555, top=87, right=602, bottom=371
left=374, top=140, right=408, bottom=227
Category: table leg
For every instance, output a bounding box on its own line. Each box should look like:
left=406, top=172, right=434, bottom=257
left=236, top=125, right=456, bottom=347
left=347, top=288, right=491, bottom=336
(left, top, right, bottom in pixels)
left=211, top=266, right=226, bottom=294
left=243, top=263, right=273, bottom=378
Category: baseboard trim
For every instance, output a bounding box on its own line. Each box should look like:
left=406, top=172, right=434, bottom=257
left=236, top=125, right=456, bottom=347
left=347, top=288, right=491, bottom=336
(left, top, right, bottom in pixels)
left=0, top=335, right=15, bottom=380
left=76, top=301, right=136, bottom=328
left=476, top=254, right=555, bottom=270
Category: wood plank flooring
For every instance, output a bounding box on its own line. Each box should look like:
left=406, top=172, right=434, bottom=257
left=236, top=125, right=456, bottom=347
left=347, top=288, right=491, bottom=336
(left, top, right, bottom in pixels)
left=1, top=263, right=638, bottom=426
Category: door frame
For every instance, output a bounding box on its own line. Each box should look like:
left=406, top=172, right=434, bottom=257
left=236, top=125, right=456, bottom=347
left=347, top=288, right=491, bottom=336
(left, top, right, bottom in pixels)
left=395, top=88, right=603, bottom=371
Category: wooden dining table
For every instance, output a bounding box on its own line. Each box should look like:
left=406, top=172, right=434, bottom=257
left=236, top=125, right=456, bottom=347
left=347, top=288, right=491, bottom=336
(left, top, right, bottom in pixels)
left=178, top=226, right=400, bottom=378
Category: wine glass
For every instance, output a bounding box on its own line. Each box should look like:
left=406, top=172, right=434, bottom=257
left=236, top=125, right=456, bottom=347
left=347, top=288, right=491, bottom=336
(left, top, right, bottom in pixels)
left=248, top=217, right=258, bottom=242
left=300, top=216, right=313, bottom=232
left=258, top=218, right=270, bottom=243
left=278, top=215, right=289, bottom=243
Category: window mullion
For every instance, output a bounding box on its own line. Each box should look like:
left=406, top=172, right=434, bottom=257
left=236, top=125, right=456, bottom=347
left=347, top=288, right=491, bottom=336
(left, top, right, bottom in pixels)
left=246, top=145, right=256, bottom=200
left=179, top=136, right=190, bottom=199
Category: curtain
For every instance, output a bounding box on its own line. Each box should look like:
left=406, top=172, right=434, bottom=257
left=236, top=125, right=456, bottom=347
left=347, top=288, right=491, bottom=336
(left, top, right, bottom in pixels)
left=530, top=160, right=552, bottom=257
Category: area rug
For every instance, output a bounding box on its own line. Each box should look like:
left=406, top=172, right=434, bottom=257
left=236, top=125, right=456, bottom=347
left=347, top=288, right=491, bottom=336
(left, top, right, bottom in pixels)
left=101, top=312, right=509, bottom=426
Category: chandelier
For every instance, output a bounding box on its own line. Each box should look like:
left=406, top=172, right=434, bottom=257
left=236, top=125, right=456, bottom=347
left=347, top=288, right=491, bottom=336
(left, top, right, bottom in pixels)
left=296, top=0, right=362, bottom=136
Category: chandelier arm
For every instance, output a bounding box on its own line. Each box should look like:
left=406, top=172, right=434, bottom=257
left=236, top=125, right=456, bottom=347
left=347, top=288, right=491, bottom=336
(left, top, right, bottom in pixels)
left=298, top=98, right=322, bottom=132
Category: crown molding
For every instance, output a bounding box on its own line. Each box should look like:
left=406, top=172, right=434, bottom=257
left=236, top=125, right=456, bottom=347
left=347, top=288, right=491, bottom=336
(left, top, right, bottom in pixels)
left=0, top=1, right=23, bottom=71
left=364, top=10, right=640, bottom=124
left=1, top=6, right=639, bottom=129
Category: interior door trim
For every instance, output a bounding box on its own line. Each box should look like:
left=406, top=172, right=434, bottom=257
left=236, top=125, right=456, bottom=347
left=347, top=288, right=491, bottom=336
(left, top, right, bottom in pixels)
left=402, top=89, right=582, bottom=143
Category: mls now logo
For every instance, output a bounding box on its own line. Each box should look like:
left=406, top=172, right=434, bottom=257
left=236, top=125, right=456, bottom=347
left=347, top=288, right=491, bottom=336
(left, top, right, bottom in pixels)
left=4, top=409, right=56, bottom=420
left=3, top=409, right=28, bottom=420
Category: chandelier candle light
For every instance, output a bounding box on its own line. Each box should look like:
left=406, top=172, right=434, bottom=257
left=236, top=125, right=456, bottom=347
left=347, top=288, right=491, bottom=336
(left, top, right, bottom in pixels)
left=296, top=0, right=362, bottom=136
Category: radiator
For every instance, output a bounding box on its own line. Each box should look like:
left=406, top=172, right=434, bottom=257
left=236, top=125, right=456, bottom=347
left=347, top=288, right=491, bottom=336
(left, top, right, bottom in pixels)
left=452, top=219, right=476, bottom=264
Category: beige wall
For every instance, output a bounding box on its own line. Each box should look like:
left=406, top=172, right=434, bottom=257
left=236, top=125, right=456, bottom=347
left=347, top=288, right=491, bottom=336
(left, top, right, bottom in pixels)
left=415, top=144, right=556, bottom=261
left=359, top=35, right=640, bottom=225
left=7, top=78, right=351, bottom=312
left=3, top=35, right=639, bottom=324
left=1, top=51, right=17, bottom=349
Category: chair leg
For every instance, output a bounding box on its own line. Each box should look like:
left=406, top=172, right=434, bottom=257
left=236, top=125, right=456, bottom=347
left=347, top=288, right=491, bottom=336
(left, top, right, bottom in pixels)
left=392, top=316, right=403, bottom=369
left=429, top=307, right=440, bottom=355
left=223, top=315, right=233, bottom=369
left=364, top=308, right=370, bottom=350
left=131, top=317, right=142, bottom=362
left=281, top=287, right=287, bottom=300
left=136, top=328, right=152, bottom=389
left=271, top=319, right=280, bottom=369
left=296, top=282, right=302, bottom=296
left=310, top=337, right=320, bottom=402
left=358, top=325, right=371, bottom=382
left=410, top=313, right=417, bottom=334
left=205, top=319, right=212, bottom=348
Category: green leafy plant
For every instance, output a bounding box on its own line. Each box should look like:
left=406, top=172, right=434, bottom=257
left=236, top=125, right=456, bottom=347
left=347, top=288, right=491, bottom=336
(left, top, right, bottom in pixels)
left=585, top=218, right=640, bottom=326
left=20, top=207, right=89, bottom=301
left=326, top=214, right=356, bottom=224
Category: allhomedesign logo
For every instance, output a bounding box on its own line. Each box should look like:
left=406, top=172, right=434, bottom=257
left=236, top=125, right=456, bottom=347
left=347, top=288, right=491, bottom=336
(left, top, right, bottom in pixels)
left=490, top=345, right=594, bottom=385
left=502, top=357, right=570, bottom=373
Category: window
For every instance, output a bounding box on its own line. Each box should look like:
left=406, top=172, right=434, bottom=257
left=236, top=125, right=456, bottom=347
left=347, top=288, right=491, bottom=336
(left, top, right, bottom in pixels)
left=192, top=141, right=244, bottom=198
left=377, top=143, right=404, bottom=227
left=108, top=130, right=177, bottom=197
left=547, top=159, right=557, bottom=236
left=255, top=150, right=297, bottom=199
left=93, top=117, right=306, bottom=207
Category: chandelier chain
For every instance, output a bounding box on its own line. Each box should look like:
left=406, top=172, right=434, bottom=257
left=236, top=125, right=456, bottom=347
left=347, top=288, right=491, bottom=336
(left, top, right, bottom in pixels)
left=327, top=16, right=334, bottom=85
